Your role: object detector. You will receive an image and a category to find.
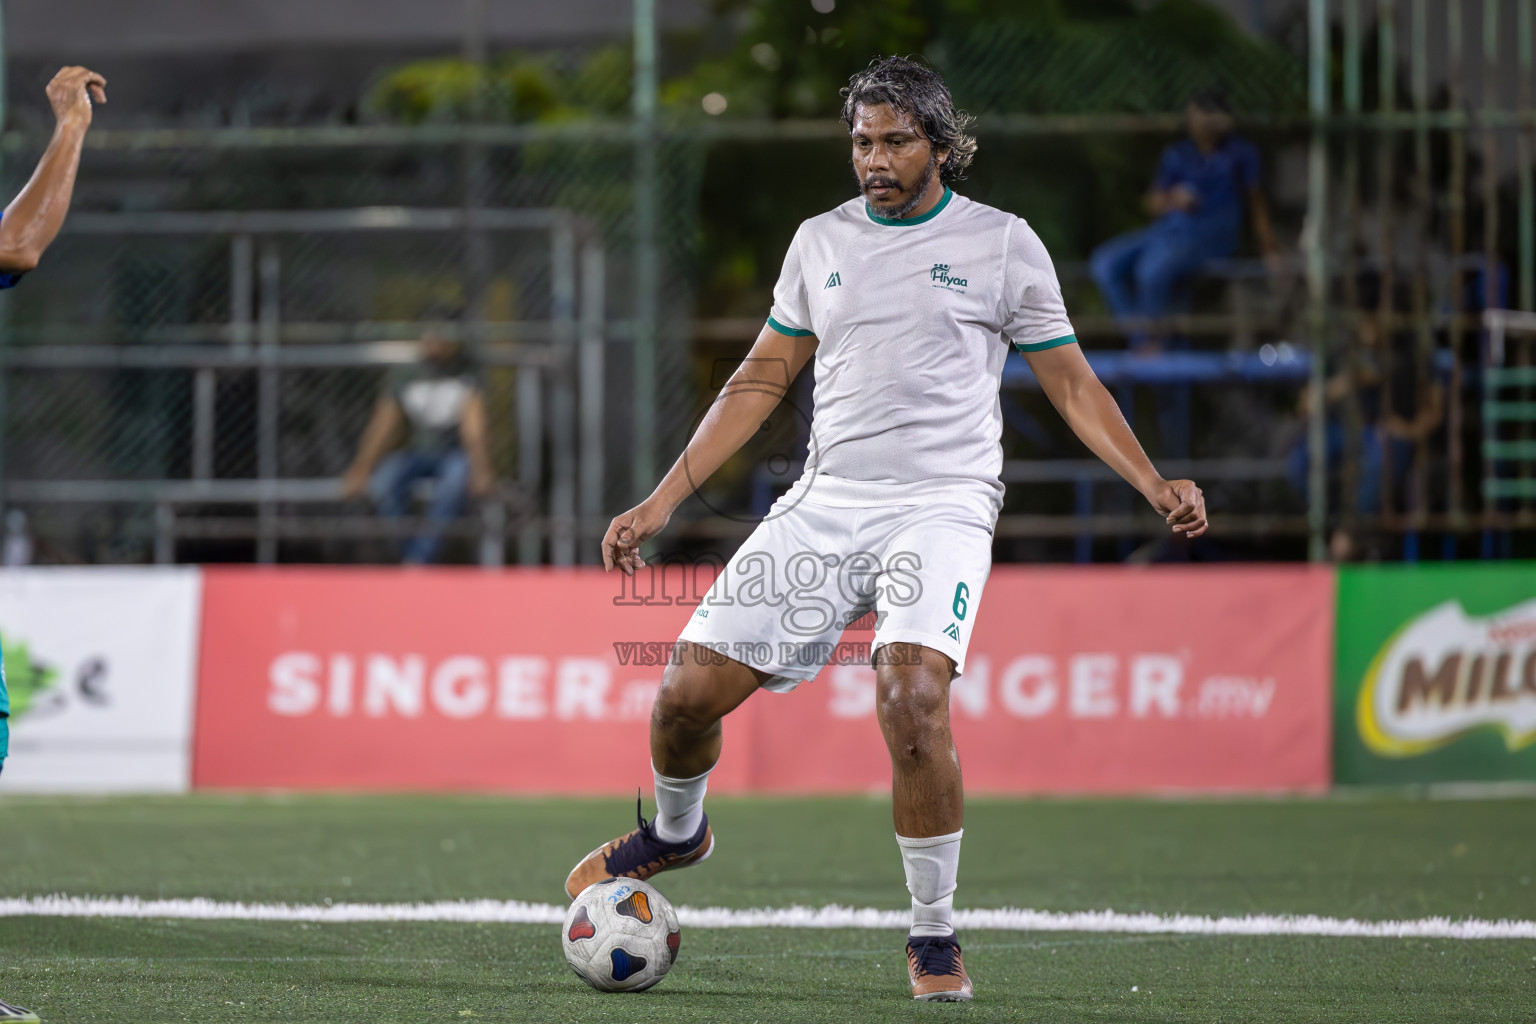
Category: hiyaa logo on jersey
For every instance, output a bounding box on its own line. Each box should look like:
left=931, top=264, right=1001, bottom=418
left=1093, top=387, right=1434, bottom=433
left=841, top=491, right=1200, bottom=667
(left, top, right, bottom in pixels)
left=1357, top=598, right=1536, bottom=757
left=930, top=263, right=968, bottom=293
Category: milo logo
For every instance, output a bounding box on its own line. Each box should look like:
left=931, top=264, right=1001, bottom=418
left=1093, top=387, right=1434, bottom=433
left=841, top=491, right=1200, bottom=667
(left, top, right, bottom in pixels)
left=1358, top=598, right=1536, bottom=757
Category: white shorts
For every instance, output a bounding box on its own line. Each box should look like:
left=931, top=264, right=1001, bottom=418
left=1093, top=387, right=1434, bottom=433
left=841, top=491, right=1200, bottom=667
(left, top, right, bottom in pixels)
left=678, top=496, right=995, bottom=691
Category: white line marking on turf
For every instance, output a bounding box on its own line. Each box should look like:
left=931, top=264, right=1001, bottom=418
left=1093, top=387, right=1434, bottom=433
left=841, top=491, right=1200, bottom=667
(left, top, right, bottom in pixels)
left=3, top=895, right=1534, bottom=939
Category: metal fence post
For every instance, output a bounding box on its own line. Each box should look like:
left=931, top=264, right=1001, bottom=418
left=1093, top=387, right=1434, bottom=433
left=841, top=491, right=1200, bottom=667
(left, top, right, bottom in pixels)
left=516, top=363, right=543, bottom=566
left=632, top=0, right=659, bottom=504
left=1446, top=0, right=1468, bottom=525
left=197, top=235, right=250, bottom=480
left=549, top=216, right=578, bottom=566
left=1522, top=0, right=1535, bottom=314
left=1305, top=0, right=1331, bottom=562
left=257, top=240, right=281, bottom=563
left=579, top=239, right=607, bottom=565
left=479, top=496, right=504, bottom=568
left=154, top=503, right=175, bottom=565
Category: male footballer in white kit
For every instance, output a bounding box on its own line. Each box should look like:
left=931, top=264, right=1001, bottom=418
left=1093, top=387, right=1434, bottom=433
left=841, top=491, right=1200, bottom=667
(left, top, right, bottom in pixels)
left=566, top=56, right=1208, bottom=1002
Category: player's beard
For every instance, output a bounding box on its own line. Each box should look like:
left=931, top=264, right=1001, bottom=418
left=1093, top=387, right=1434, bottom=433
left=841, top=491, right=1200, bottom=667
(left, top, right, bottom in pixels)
left=857, top=151, right=939, bottom=221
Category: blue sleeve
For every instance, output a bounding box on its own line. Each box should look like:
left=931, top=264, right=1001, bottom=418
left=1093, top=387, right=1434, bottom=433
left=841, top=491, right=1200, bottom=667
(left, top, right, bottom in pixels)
left=1153, top=144, right=1183, bottom=191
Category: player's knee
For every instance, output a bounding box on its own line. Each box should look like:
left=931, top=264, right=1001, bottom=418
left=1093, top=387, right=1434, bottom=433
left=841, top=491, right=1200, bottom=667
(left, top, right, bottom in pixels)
left=877, top=670, right=950, bottom=764
left=651, top=666, right=722, bottom=740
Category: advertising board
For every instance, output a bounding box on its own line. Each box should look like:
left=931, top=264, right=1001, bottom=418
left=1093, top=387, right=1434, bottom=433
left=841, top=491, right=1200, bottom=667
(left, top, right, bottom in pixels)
left=0, top=568, right=202, bottom=792
left=194, top=565, right=1332, bottom=793
left=1335, top=564, right=1536, bottom=784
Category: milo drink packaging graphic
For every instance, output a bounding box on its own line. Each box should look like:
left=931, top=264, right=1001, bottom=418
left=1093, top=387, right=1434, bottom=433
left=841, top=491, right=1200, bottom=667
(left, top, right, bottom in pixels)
left=1336, top=565, right=1536, bottom=784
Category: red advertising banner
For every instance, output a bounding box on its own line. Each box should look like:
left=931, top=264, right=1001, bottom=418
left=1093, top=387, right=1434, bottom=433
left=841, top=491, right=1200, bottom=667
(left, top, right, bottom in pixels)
left=193, top=566, right=1333, bottom=793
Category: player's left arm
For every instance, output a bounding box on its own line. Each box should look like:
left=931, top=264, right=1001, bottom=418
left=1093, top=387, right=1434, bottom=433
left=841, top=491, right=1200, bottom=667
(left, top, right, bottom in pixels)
left=1025, top=343, right=1208, bottom=538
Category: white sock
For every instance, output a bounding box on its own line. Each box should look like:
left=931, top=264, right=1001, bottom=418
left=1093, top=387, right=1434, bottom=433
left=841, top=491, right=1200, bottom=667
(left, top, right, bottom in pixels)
left=897, top=829, right=963, bottom=937
left=652, top=764, right=710, bottom=843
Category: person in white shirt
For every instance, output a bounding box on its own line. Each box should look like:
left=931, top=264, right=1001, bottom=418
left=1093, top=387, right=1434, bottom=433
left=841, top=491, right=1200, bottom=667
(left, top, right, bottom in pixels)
left=565, top=56, right=1207, bottom=1002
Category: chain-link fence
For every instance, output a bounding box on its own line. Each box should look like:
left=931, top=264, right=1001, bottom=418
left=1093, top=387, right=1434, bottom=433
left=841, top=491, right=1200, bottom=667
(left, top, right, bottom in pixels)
left=0, top=0, right=1532, bottom=564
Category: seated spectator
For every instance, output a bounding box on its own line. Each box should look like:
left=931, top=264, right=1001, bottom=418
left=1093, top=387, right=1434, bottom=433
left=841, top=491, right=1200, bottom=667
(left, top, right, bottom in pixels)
left=342, top=318, right=494, bottom=564
left=1090, top=88, right=1280, bottom=351
left=1286, top=275, right=1444, bottom=560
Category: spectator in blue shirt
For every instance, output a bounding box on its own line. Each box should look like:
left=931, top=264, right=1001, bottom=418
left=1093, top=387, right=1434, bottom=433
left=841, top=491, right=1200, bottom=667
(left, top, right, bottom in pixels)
left=0, top=64, right=105, bottom=1024
left=1089, top=89, right=1279, bottom=459
left=1090, top=88, right=1279, bottom=352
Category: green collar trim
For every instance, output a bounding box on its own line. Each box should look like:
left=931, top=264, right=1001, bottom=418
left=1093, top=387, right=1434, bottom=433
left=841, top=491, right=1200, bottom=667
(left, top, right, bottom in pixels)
left=865, top=186, right=953, bottom=226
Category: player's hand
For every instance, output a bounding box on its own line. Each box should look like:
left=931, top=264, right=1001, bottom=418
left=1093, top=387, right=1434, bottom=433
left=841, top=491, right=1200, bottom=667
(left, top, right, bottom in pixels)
left=46, top=67, right=107, bottom=127
left=1168, top=185, right=1199, bottom=211
left=1147, top=478, right=1208, bottom=538
left=603, top=501, right=672, bottom=575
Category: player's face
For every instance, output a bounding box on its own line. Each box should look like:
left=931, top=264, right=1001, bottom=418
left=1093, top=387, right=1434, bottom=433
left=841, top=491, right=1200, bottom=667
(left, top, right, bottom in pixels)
left=850, top=103, right=950, bottom=219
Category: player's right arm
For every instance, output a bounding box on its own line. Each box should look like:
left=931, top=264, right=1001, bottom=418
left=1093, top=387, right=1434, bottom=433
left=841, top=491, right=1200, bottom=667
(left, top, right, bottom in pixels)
left=0, top=67, right=106, bottom=275
left=603, top=323, right=818, bottom=574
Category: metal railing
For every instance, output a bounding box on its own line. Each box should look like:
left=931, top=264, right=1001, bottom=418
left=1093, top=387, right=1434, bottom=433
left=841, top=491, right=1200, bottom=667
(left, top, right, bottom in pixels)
left=0, top=207, right=609, bottom=566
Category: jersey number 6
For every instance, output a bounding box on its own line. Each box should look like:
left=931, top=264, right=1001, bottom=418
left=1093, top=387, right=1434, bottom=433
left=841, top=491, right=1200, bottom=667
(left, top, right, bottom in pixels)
left=952, top=583, right=969, bottom=621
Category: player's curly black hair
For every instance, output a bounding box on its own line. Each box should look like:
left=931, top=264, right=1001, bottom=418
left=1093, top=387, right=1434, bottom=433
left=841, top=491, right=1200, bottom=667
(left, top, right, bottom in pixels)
left=839, top=56, right=977, bottom=185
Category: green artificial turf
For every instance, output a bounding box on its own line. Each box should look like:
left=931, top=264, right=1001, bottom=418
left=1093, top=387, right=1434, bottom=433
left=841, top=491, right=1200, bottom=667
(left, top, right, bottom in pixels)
left=1, top=793, right=1534, bottom=1022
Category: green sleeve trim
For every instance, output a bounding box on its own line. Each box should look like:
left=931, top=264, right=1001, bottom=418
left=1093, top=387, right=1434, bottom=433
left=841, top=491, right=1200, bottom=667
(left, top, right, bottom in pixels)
left=1013, top=334, right=1078, bottom=353
left=767, top=316, right=814, bottom=338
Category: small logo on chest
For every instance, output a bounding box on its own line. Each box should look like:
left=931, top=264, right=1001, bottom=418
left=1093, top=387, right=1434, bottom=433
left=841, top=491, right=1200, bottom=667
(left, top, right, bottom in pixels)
left=825, top=271, right=842, bottom=289
left=930, top=263, right=968, bottom=292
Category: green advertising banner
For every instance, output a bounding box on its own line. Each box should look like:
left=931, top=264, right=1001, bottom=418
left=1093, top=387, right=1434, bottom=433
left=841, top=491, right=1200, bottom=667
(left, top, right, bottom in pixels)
left=1335, top=564, right=1536, bottom=784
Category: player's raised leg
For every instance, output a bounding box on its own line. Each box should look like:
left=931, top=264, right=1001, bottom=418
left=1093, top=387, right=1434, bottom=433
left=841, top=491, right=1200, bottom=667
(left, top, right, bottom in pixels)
left=876, top=643, right=973, bottom=1002
left=564, top=642, right=764, bottom=899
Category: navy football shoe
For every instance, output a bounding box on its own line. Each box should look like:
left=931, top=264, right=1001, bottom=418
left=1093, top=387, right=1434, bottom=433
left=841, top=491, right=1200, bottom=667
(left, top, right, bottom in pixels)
left=907, top=932, right=974, bottom=1002
left=564, top=796, right=713, bottom=900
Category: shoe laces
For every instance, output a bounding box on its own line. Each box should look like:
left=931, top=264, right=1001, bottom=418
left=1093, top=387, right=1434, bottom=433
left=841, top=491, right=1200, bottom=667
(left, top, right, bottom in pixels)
left=909, top=935, right=964, bottom=977
left=604, top=791, right=685, bottom=872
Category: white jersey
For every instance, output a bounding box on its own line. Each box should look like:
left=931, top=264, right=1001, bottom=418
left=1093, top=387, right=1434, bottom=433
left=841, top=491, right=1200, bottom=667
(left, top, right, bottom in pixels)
left=767, top=187, right=1075, bottom=513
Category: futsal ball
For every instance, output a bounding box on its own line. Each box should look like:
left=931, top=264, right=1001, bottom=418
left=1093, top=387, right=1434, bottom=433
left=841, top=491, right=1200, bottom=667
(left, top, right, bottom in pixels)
left=562, top=877, right=681, bottom=992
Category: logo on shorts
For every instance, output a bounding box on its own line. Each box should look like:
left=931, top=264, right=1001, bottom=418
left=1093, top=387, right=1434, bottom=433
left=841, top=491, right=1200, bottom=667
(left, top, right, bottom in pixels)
left=943, top=623, right=961, bottom=642
left=930, top=264, right=968, bottom=293
left=825, top=271, right=842, bottom=289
